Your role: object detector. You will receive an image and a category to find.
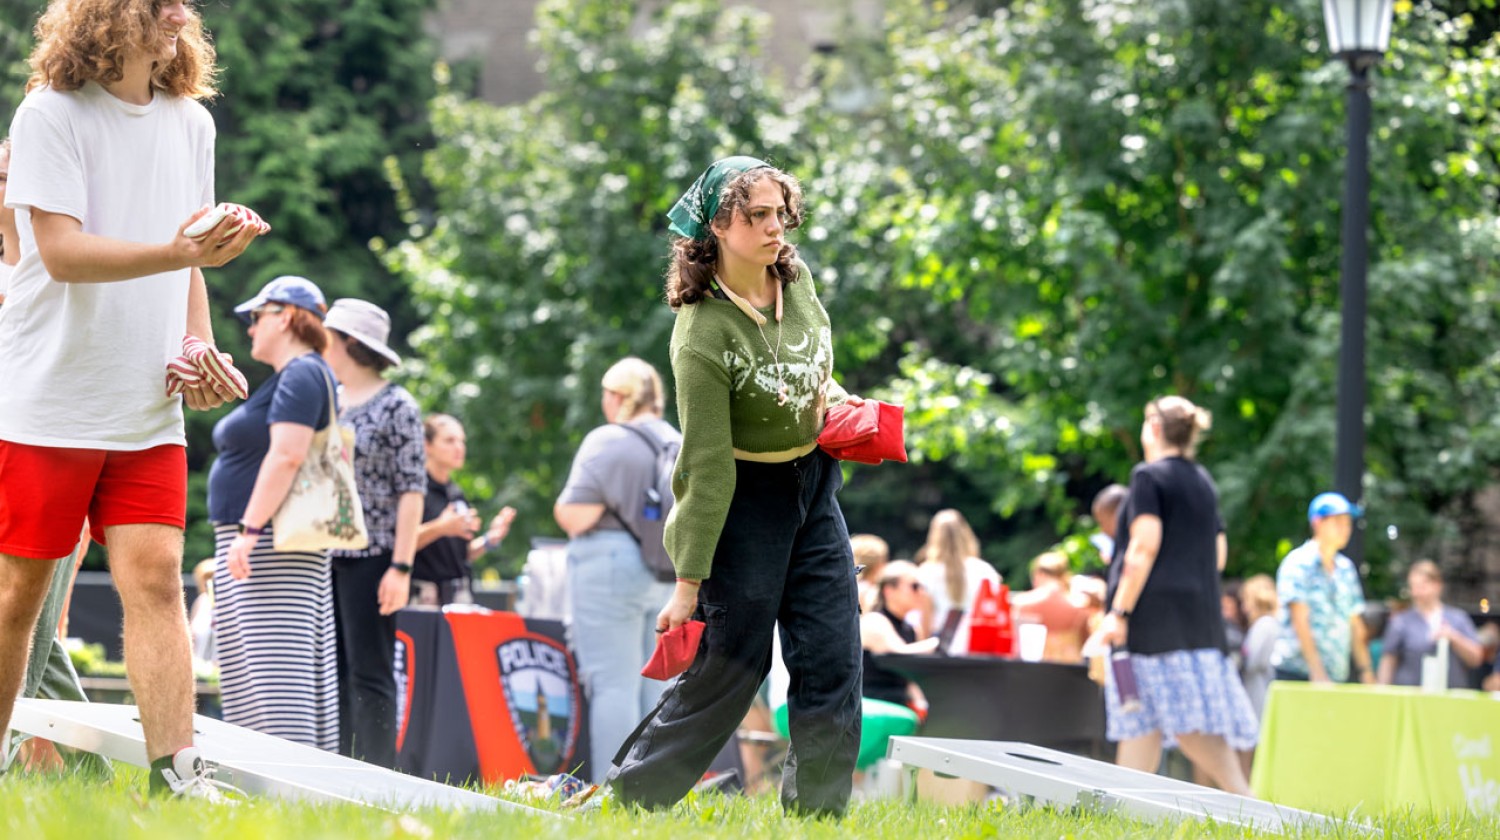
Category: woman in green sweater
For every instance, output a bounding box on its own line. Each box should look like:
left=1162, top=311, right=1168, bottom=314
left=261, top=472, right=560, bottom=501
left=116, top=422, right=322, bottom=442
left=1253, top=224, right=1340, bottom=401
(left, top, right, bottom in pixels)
left=604, top=157, right=863, bottom=816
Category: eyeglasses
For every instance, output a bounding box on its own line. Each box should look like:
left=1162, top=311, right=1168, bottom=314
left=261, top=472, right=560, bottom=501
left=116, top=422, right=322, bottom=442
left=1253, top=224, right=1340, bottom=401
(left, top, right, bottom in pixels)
left=249, top=305, right=286, bottom=325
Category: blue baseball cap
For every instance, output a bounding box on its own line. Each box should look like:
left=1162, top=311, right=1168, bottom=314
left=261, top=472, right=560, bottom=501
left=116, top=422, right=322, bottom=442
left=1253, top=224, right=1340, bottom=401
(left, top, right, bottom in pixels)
left=235, top=275, right=327, bottom=323
left=1308, top=492, right=1362, bottom=522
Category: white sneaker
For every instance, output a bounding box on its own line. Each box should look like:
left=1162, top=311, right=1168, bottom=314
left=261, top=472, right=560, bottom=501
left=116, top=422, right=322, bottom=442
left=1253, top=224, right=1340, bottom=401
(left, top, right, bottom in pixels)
left=160, top=746, right=244, bottom=803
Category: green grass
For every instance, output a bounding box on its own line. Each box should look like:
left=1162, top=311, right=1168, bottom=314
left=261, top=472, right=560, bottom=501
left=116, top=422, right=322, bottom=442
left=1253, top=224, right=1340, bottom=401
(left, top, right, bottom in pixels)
left=2, top=766, right=1495, bottom=839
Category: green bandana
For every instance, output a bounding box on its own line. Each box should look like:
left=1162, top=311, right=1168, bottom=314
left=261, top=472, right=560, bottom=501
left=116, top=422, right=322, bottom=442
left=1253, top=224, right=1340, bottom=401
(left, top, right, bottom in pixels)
left=666, top=156, right=772, bottom=241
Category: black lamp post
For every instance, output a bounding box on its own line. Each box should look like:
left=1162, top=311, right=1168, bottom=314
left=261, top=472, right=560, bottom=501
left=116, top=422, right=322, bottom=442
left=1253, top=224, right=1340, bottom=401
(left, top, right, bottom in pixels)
left=1324, top=0, right=1393, bottom=562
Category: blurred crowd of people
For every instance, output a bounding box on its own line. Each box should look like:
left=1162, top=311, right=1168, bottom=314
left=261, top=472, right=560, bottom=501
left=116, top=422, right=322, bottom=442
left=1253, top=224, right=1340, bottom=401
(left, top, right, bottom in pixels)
left=2, top=6, right=1489, bottom=803
left=183, top=277, right=518, bottom=766
left=113, top=360, right=1500, bottom=794
left=20, top=267, right=1498, bottom=793
left=4, top=0, right=1497, bottom=814
left=846, top=394, right=1500, bottom=795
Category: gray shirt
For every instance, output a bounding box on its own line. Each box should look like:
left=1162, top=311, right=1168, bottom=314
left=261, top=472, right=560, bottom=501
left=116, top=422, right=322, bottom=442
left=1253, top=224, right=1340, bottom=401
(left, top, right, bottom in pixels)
left=1241, top=615, right=1279, bottom=719
left=558, top=418, right=680, bottom=534
left=1381, top=605, right=1478, bottom=688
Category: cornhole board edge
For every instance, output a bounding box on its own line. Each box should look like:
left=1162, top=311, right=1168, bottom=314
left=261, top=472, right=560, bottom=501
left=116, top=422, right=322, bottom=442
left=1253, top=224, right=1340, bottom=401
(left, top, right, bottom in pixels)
left=887, top=736, right=1378, bottom=836
left=11, top=698, right=558, bottom=817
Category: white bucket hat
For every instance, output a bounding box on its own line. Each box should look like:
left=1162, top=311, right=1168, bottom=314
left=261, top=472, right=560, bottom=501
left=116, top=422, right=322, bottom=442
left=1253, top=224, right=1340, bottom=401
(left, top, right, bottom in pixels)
left=325, top=298, right=401, bottom=366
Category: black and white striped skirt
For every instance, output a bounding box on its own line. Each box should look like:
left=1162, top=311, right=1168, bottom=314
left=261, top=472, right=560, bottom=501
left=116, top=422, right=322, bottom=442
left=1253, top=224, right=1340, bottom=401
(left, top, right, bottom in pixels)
left=212, top=524, right=339, bottom=751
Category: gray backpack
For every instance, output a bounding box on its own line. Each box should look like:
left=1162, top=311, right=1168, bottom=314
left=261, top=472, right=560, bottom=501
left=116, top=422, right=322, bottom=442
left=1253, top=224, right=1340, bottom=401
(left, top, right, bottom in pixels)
left=612, top=423, right=680, bottom=582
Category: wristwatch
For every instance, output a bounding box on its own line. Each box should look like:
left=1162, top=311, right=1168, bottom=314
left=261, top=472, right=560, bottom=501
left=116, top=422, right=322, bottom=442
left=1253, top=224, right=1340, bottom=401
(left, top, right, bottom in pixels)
left=238, top=521, right=266, bottom=537
left=1110, top=607, right=1132, bottom=620
left=390, top=561, right=413, bottom=574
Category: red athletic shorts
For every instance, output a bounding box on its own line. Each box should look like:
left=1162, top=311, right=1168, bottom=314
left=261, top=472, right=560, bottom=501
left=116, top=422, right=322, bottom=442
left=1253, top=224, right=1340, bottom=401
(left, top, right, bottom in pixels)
left=0, top=441, right=187, bottom=559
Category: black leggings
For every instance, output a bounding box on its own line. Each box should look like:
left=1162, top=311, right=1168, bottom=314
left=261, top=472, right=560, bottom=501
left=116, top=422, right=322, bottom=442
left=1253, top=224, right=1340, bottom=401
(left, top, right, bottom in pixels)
left=331, top=554, right=399, bottom=767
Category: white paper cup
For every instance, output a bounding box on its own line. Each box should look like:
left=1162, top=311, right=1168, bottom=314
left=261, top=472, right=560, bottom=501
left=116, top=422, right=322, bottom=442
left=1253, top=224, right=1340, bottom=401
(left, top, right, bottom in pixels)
left=1018, top=623, right=1048, bottom=662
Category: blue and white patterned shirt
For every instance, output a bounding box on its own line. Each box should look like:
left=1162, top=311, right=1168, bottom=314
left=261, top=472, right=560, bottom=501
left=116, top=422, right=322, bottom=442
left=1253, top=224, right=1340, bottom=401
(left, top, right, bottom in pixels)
left=1272, top=540, right=1366, bottom=681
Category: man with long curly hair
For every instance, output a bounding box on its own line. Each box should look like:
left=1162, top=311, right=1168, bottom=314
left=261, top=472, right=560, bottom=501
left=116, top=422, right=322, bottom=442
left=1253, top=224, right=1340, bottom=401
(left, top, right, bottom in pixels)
left=0, top=1, right=262, bottom=799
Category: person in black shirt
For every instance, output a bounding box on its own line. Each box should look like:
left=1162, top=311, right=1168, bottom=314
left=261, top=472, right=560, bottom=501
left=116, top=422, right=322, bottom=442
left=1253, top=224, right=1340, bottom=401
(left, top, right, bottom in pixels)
left=1101, top=396, right=1257, bottom=794
left=860, top=560, right=938, bottom=709
left=412, top=414, right=514, bottom=605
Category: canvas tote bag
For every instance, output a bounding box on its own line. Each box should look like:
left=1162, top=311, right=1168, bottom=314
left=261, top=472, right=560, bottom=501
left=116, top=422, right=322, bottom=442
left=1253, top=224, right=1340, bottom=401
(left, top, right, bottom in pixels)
left=272, top=370, right=369, bottom=552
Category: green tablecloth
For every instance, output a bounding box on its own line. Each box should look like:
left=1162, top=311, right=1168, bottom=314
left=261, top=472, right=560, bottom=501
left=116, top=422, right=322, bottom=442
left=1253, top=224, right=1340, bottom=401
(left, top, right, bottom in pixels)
left=1251, top=681, right=1500, bottom=815
left=773, top=698, right=919, bottom=770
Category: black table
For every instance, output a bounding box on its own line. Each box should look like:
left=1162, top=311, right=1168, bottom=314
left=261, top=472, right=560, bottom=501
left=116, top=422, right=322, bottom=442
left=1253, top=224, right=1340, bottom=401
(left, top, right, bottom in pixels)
left=875, top=654, right=1107, bottom=758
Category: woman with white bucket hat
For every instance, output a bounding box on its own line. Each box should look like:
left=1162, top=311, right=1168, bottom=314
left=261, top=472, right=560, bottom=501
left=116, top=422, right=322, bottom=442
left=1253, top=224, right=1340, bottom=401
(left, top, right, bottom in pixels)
left=321, top=298, right=424, bottom=768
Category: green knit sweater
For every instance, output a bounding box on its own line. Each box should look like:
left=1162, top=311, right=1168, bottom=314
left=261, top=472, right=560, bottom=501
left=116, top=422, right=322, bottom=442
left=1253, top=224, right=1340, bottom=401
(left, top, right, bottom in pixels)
left=663, top=261, right=849, bottom=580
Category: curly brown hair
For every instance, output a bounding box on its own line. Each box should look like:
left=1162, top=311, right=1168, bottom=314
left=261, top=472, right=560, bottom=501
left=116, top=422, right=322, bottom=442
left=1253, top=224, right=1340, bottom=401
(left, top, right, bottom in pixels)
left=27, top=0, right=218, bottom=100
left=664, top=167, right=805, bottom=309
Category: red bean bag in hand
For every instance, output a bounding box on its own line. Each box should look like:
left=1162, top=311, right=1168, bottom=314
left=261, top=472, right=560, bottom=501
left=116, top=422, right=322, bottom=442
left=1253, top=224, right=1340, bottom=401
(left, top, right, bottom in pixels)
left=164, top=334, right=249, bottom=400
left=818, top=400, right=908, bottom=465
left=641, top=620, right=706, bottom=681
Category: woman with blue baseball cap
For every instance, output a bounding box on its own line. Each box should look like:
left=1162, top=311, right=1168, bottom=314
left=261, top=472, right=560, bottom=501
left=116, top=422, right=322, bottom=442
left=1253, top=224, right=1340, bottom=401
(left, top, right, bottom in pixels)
left=207, top=275, right=340, bottom=750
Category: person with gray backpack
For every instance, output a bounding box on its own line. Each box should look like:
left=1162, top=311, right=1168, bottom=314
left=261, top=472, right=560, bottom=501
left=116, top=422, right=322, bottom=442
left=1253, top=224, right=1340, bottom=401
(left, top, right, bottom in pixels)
left=554, top=357, right=682, bottom=782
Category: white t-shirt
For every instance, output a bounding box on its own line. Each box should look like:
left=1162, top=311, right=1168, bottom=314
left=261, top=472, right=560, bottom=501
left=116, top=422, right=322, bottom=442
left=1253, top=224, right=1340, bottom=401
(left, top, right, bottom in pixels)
left=0, top=83, right=215, bottom=449
left=917, top=556, right=1002, bottom=654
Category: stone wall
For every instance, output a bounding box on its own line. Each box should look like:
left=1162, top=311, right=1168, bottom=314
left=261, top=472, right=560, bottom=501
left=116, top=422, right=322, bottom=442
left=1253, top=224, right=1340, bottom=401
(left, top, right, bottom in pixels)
left=429, top=0, right=885, bottom=105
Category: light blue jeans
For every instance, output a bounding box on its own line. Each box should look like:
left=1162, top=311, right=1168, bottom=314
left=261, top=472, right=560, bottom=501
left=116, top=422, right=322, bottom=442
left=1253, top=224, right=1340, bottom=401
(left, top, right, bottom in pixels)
left=566, top=530, right=675, bottom=782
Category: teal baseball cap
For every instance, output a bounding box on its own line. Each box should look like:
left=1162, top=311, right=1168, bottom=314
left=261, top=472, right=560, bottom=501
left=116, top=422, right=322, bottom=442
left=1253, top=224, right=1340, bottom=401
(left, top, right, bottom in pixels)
left=1308, top=492, right=1363, bottom=522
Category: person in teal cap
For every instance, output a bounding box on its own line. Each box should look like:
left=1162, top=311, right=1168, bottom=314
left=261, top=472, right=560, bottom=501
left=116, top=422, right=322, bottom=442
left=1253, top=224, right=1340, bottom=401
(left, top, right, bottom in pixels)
left=602, top=157, right=864, bottom=816
left=1271, top=492, right=1374, bottom=684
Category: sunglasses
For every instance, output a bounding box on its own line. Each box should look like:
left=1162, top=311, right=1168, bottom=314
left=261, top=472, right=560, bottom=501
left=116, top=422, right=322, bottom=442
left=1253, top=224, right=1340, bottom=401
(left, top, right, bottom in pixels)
left=249, top=305, right=286, bottom=325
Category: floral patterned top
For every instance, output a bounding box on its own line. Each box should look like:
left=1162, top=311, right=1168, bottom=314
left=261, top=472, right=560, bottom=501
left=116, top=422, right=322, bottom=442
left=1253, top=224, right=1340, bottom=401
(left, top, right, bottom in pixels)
left=1273, top=541, right=1367, bottom=682
left=331, top=382, right=426, bottom=559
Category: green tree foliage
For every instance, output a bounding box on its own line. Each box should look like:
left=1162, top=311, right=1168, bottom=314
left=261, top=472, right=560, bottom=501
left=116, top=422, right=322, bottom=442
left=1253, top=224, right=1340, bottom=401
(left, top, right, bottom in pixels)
left=178, top=0, right=439, bottom=566
left=6, top=1, right=1498, bottom=595
left=399, top=0, right=1500, bottom=591
left=383, top=0, right=802, bottom=567
left=0, top=13, right=27, bottom=102
left=813, top=0, right=1500, bottom=586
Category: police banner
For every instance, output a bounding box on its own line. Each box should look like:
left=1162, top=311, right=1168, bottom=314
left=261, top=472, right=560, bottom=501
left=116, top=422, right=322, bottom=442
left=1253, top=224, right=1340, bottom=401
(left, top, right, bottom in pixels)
left=395, top=608, right=591, bottom=785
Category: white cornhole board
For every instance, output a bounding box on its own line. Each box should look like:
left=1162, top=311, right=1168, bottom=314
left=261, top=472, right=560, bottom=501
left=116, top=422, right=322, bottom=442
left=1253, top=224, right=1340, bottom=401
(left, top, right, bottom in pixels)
left=887, top=737, right=1372, bottom=835
left=11, top=699, right=554, bottom=816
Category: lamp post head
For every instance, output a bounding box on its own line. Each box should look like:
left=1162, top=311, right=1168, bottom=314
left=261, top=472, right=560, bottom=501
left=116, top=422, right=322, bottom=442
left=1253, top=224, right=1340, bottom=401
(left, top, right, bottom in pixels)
left=1323, top=0, right=1394, bottom=68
